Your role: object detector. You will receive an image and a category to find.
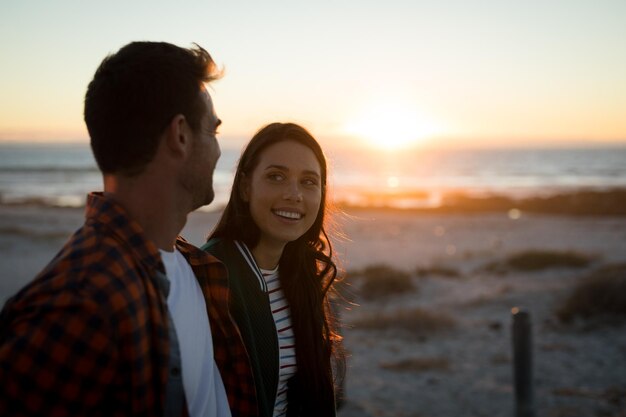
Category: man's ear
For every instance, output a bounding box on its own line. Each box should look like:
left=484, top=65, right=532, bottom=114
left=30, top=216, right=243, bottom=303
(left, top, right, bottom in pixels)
left=163, top=114, right=191, bottom=157
left=239, top=173, right=250, bottom=202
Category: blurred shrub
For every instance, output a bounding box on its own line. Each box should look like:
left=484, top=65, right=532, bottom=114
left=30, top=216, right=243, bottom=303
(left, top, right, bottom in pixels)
left=355, top=264, right=415, bottom=300
left=416, top=265, right=461, bottom=278
left=353, top=307, right=456, bottom=338
left=556, top=263, right=626, bottom=323
left=484, top=250, right=593, bottom=274
left=520, top=189, right=626, bottom=216
left=381, top=357, right=450, bottom=372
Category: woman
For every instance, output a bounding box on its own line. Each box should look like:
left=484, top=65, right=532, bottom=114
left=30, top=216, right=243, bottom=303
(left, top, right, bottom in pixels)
left=202, top=122, right=344, bottom=417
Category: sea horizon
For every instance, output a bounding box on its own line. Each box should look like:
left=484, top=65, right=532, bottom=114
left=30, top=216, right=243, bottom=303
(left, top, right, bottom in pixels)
left=1, top=141, right=626, bottom=212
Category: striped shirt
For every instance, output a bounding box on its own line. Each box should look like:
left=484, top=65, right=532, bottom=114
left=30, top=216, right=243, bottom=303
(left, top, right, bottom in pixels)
left=260, top=267, right=297, bottom=417
left=234, top=242, right=297, bottom=417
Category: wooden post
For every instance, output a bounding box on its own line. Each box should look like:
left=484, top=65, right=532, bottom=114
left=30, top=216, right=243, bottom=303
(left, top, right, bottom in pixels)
left=511, top=307, right=535, bottom=417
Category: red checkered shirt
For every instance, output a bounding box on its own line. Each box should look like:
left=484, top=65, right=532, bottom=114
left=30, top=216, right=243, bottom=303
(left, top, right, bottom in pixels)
left=0, top=192, right=257, bottom=417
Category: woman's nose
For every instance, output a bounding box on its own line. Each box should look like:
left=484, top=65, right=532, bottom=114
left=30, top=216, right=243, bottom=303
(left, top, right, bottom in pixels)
left=284, top=180, right=303, bottom=202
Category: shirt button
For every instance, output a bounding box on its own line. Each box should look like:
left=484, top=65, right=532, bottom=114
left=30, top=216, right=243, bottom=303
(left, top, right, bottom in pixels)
left=171, top=367, right=181, bottom=377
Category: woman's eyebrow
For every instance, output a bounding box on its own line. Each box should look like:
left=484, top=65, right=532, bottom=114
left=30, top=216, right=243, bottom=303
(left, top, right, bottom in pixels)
left=264, top=164, right=320, bottom=177
left=264, top=164, right=288, bottom=171
left=302, top=170, right=321, bottom=178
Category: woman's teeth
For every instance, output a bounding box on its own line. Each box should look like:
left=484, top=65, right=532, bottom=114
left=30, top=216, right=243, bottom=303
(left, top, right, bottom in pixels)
left=273, top=210, right=303, bottom=220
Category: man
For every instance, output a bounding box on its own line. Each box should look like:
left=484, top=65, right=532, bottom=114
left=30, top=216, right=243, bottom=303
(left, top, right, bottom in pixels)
left=0, top=42, right=257, bottom=417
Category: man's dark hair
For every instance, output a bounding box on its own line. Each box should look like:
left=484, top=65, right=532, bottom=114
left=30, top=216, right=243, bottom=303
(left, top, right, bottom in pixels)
left=84, top=41, right=222, bottom=176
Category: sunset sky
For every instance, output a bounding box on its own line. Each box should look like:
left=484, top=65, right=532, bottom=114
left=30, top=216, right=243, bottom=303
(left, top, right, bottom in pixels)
left=1, top=0, right=625, bottom=150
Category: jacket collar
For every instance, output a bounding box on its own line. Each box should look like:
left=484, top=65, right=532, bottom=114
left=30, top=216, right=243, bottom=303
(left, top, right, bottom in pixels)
left=85, top=192, right=164, bottom=273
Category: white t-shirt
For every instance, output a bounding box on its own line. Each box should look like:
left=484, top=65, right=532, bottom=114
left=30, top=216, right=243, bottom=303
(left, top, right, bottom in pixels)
left=160, top=249, right=231, bottom=417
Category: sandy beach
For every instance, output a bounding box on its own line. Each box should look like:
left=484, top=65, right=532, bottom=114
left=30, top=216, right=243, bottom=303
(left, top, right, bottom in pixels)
left=1, top=205, right=625, bottom=416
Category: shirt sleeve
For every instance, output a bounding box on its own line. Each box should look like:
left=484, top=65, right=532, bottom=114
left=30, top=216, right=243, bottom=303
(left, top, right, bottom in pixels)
left=0, top=284, right=118, bottom=416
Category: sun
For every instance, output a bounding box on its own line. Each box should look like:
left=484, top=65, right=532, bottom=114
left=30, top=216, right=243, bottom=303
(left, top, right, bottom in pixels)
left=344, top=103, right=439, bottom=150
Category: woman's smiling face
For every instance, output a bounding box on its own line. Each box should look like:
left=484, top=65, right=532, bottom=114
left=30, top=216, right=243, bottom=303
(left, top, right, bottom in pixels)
left=242, top=140, right=322, bottom=251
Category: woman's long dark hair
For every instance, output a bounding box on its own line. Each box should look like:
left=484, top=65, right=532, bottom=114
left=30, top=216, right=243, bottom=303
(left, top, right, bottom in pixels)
left=209, top=122, right=344, bottom=413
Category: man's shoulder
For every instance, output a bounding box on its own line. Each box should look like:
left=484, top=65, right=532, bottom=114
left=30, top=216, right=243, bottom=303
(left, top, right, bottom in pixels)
left=47, top=222, right=141, bottom=272
left=16, top=223, right=154, bottom=304
left=2, top=227, right=159, bottom=327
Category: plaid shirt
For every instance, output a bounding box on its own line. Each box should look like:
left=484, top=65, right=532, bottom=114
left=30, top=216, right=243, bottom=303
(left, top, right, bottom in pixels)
left=0, top=192, right=257, bottom=417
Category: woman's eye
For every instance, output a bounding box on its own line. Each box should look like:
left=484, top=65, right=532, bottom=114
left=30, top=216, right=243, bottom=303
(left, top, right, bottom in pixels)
left=302, top=178, right=319, bottom=186
left=267, top=173, right=284, bottom=181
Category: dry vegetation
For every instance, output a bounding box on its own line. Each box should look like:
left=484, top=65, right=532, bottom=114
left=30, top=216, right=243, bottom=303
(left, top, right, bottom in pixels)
left=415, top=265, right=461, bottom=279
left=483, top=250, right=594, bottom=274
left=0, top=226, right=72, bottom=241
left=555, top=263, right=626, bottom=323
left=353, top=307, right=456, bottom=339
left=551, top=386, right=626, bottom=412
left=350, top=264, right=415, bottom=300
left=380, top=357, right=451, bottom=373
left=370, top=189, right=626, bottom=216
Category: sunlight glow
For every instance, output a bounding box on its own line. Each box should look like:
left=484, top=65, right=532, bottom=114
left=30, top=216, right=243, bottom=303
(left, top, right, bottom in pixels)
left=386, top=176, right=400, bottom=188
left=344, top=103, right=440, bottom=150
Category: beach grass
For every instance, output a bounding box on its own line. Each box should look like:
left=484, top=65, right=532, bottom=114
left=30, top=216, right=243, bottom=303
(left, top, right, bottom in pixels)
left=380, top=357, right=451, bottom=372
left=351, top=264, right=415, bottom=300
left=483, top=250, right=593, bottom=274
left=0, top=226, right=70, bottom=241
left=551, top=386, right=626, bottom=409
left=416, top=265, right=461, bottom=279
left=555, top=263, right=626, bottom=323
left=353, top=307, right=456, bottom=338
left=339, top=189, right=626, bottom=216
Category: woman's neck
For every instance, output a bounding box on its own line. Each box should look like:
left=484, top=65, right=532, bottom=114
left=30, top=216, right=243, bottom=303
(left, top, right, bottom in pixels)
left=251, top=240, right=284, bottom=270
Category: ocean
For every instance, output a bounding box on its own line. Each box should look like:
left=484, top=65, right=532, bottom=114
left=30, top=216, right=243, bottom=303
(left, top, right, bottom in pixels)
left=1, top=142, right=625, bottom=210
